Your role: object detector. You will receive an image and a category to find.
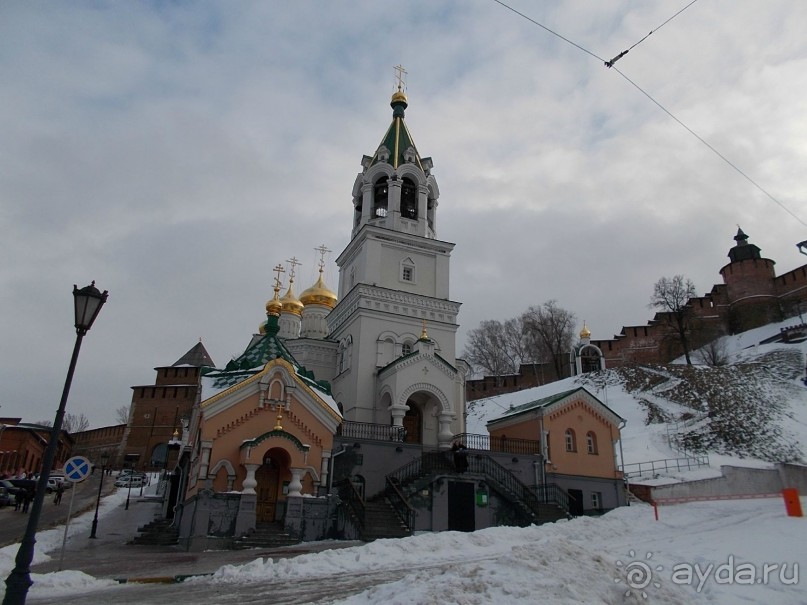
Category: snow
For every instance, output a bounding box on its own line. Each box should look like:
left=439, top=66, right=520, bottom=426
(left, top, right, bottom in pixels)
left=3, top=321, right=806, bottom=603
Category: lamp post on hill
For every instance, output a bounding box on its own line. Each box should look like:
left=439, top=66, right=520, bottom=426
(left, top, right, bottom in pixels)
left=3, top=282, right=107, bottom=605
left=89, top=451, right=110, bottom=539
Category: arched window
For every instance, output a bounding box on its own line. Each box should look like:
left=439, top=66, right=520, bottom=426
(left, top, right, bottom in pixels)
left=401, top=342, right=412, bottom=356
left=401, top=178, right=417, bottom=219
left=564, top=429, right=577, bottom=452
left=373, top=178, right=388, bottom=217
left=586, top=431, right=598, bottom=454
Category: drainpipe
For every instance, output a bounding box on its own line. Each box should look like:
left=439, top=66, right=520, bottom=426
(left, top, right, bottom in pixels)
left=327, top=445, right=347, bottom=495
left=617, top=419, right=628, bottom=505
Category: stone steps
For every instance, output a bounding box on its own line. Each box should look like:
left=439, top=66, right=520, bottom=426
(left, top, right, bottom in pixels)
left=128, top=518, right=179, bottom=546
left=361, top=499, right=411, bottom=541
left=234, top=522, right=300, bottom=550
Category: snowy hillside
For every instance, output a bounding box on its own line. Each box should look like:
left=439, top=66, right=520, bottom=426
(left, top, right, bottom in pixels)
left=467, top=319, right=807, bottom=479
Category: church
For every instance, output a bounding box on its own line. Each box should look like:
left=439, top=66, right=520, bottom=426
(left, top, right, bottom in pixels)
left=155, top=83, right=625, bottom=550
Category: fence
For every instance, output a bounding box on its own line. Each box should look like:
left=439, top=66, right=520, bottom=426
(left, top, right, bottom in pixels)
left=622, top=455, right=710, bottom=478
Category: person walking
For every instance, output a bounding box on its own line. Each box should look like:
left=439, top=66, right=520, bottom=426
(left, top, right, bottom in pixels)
left=21, top=488, right=33, bottom=513
left=54, top=482, right=65, bottom=505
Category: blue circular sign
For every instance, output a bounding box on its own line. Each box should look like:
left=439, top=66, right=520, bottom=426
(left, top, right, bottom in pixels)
left=63, top=456, right=92, bottom=483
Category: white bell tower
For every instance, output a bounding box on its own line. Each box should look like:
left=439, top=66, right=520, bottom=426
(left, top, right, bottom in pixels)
left=327, top=73, right=467, bottom=448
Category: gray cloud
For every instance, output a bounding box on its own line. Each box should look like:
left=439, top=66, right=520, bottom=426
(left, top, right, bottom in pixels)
left=1, top=1, right=805, bottom=427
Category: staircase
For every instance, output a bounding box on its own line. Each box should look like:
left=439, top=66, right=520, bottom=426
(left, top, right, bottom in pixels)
left=128, top=517, right=179, bottom=546
left=233, top=522, right=300, bottom=550
left=360, top=497, right=411, bottom=541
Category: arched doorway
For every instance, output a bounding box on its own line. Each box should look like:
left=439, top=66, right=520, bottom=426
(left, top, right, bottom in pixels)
left=256, top=448, right=290, bottom=523
left=403, top=403, right=422, bottom=444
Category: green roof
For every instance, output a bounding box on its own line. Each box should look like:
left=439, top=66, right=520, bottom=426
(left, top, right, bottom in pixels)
left=369, top=96, right=425, bottom=171
left=201, top=315, right=331, bottom=396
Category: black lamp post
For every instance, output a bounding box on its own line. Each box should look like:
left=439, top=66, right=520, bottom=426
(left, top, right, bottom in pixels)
left=89, top=451, right=110, bottom=539
left=3, top=282, right=107, bottom=605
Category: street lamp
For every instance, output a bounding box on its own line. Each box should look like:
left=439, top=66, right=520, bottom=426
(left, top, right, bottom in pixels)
left=89, top=451, right=110, bottom=539
left=3, top=282, right=107, bottom=605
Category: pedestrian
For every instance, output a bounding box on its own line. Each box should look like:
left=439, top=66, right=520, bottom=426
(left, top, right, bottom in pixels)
left=13, top=490, right=22, bottom=512
left=54, top=482, right=64, bottom=505
left=21, top=488, right=33, bottom=513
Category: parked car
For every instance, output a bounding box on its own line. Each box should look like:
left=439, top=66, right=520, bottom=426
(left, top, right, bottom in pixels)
left=46, top=478, right=72, bottom=493
left=8, top=479, right=37, bottom=495
left=114, top=475, right=145, bottom=488
left=0, top=479, right=21, bottom=496
left=0, top=486, right=12, bottom=507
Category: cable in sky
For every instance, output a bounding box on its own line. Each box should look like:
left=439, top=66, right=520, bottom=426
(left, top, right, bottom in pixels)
left=489, top=0, right=807, bottom=228
left=605, top=0, right=701, bottom=67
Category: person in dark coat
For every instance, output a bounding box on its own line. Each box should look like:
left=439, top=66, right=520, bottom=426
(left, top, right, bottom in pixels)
left=13, top=490, right=22, bottom=512
left=21, top=488, right=33, bottom=513
left=54, top=482, right=65, bottom=505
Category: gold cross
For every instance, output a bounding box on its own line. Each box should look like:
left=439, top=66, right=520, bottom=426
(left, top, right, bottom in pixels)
left=272, top=264, right=286, bottom=292
left=286, top=256, right=301, bottom=282
left=314, top=244, right=331, bottom=272
left=394, top=64, right=407, bottom=92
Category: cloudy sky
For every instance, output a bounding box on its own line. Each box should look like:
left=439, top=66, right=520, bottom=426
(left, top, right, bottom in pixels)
left=2, top=1, right=806, bottom=429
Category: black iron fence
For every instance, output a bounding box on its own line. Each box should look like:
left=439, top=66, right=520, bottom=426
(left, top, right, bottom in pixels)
left=452, top=433, right=541, bottom=455
left=338, top=421, right=407, bottom=442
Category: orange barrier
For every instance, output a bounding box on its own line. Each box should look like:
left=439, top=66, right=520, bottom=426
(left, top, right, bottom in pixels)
left=782, top=488, right=803, bottom=517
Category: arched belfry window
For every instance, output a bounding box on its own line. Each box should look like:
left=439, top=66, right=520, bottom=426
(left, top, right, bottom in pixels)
left=373, top=178, right=388, bottom=218
left=401, top=178, right=417, bottom=219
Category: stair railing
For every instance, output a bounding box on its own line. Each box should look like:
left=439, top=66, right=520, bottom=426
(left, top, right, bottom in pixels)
left=385, top=476, right=416, bottom=534
left=335, top=478, right=365, bottom=532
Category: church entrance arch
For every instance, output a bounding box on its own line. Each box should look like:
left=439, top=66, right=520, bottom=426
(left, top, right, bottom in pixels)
left=256, top=448, right=290, bottom=523
left=403, top=403, right=422, bottom=444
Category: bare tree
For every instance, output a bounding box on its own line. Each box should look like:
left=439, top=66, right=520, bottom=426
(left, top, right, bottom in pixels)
left=35, top=412, right=90, bottom=433
left=522, top=300, right=576, bottom=379
left=696, top=337, right=729, bottom=367
left=463, top=320, right=520, bottom=379
left=650, top=274, right=697, bottom=365
left=62, top=413, right=90, bottom=434
left=114, top=404, right=131, bottom=425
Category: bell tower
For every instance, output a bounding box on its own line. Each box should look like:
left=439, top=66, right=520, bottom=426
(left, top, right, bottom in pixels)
left=328, top=73, right=466, bottom=448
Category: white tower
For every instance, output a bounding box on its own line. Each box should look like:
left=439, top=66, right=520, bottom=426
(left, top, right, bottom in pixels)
left=328, top=77, right=466, bottom=449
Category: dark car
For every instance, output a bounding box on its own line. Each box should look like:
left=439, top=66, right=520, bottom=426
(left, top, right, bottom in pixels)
left=0, top=486, right=12, bottom=507
left=8, top=479, right=38, bottom=496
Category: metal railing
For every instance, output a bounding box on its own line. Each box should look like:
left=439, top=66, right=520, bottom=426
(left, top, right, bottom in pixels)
left=337, top=421, right=407, bottom=442
left=622, top=455, right=710, bottom=478
left=385, top=476, right=416, bottom=534
left=387, top=451, right=572, bottom=518
left=452, top=433, right=541, bottom=455
left=335, top=478, right=365, bottom=531
left=529, top=483, right=574, bottom=512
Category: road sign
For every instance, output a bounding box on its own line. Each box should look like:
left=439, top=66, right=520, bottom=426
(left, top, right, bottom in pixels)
left=63, top=456, right=92, bottom=483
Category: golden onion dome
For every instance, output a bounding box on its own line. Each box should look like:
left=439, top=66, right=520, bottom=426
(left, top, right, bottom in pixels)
left=280, top=283, right=304, bottom=316
left=265, top=291, right=282, bottom=316
left=391, top=90, right=408, bottom=105
left=580, top=323, right=591, bottom=339
left=300, top=271, right=337, bottom=309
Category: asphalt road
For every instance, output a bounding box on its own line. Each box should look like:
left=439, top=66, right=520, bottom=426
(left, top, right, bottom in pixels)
left=0, top=471, right=117, bottom=548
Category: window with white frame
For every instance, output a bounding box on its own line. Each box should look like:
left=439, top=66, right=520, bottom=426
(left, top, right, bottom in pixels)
left=564, top=429, right=577, bottom=452
left=400, top=258, right=415, bottom=283
left=586, top=431, right=598, bottom=454
left=591, top=492, right=602, bottom=510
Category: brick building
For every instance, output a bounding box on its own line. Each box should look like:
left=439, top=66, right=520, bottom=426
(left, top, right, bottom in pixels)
left=0, top=419, right=73, bottom=478
left=117, top=341, right=213, bottom=471
left=468, top=228, right=807, bottom=401
left=71, top=424, right=126, bottom=466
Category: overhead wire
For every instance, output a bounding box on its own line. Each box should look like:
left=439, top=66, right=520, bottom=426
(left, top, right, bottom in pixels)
left=605, top=0, right=700, bottom=67
left=489, top=0, right=807, bottom=228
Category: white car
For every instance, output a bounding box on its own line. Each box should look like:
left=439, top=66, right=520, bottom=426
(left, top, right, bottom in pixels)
left=114, top=475, right=145, bottom=488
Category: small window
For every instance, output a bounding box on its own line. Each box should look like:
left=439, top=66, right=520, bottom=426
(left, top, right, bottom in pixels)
left=586, top=431, right=598, bottom=454
left=591, top=492, right=602, bottom=510
left=400, top=258, right=415, bottom=283
left=565, top=429, right=577, bottom=452
left=401, top=342, right=412, bottom=356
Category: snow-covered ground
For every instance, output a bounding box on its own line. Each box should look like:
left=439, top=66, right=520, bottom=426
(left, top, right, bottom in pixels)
left=12, top=495, right=807, bottom=604
left=4, top=321, right=807, bottom=603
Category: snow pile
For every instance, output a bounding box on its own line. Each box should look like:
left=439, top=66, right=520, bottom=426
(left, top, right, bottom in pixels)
left=186, top=497, right=805, bottom=604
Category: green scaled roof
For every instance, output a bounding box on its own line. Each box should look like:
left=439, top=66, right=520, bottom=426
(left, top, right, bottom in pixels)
left=201, top=315, right=332, bottom=396
left=369, top=95, right=425, bottom=171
